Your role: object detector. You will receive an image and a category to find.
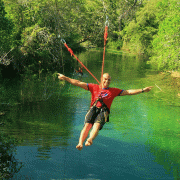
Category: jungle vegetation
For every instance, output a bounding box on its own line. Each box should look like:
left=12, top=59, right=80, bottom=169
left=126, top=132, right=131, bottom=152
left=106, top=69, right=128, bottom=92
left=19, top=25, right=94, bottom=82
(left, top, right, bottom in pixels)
left=0, top=0, right=179, bottom=77
left=0, top=1, right=179, bottom=178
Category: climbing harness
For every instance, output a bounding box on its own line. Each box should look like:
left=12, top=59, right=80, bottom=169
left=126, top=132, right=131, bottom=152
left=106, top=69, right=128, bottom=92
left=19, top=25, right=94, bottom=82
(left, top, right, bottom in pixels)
left=91, top=93, right=110, bottom=122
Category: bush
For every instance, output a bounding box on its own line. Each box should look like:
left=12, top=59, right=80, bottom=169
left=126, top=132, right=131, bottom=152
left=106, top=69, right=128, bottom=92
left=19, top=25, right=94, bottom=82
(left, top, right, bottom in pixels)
left=149, top=0, right=180, bottom=70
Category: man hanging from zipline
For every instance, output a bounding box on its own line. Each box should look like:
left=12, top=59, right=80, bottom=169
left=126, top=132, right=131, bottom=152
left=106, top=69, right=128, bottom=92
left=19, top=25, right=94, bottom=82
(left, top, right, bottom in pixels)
left=58, top=73, right=153, bottom=151
left=58, top=14, right=152, bottom=150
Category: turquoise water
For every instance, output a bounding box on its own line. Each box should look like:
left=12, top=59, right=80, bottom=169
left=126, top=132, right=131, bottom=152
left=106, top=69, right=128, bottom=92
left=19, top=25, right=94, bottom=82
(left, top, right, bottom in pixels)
left=0, top=51, right=180, bottom=179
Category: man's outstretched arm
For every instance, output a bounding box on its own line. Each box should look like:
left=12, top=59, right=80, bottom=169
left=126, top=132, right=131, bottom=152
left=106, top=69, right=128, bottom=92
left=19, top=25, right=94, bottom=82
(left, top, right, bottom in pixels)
left=120, top=86, right=153, bottom=96
left=58, top=73, right=88, bottom=90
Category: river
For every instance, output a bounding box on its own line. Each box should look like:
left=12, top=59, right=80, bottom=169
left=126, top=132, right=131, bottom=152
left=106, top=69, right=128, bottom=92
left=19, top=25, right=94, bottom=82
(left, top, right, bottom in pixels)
left=0, top=50, right=180, bottom=180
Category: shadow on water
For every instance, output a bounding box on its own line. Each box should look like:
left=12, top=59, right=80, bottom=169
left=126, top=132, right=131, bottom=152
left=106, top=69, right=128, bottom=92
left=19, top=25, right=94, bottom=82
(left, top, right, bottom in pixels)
left=9, top=129, right=178, bottom=180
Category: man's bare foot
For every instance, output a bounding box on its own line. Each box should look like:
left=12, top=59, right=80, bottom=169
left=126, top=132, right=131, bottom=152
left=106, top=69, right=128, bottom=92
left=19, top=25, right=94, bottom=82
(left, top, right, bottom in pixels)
left=85, top=138, right=93, bottom=146
left=76, top=144, right=83, bottom=151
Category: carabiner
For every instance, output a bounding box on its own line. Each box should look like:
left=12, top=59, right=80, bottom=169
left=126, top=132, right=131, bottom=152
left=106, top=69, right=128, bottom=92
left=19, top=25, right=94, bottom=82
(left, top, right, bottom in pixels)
left=105, top=21, right=109, bottom=27
left=61, top=38, right=66, bottom=44
left=105, top=15, right=109, bottom=27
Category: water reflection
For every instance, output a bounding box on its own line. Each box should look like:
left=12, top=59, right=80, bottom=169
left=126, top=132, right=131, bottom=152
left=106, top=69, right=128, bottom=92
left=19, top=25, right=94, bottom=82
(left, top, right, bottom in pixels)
left=148, top=145, right=180, bottom=180
left=146, top=102, right=180, bottom=180
left=0, top=50, right=180, bottom=179
left=1, top=95, right=80, bottom=158
left=0, top=132, right=22, bottom=179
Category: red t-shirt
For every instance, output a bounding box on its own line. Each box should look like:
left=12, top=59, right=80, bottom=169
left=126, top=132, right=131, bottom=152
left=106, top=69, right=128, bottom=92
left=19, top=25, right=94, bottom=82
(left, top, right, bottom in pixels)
left=88, top=83, right=123, bottom=110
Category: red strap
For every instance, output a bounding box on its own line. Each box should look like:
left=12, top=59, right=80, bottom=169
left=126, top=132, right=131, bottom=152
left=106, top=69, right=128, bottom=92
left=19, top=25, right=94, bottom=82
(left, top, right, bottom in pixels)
left=104, top=26, right=108, bottom=45
left=101, top=26, right=108, bottom=82
left=64, top=43, right=74, bottom=56
left=63, top=25, right=108, bottom=85
left=64, top=43, right=100, bottom=84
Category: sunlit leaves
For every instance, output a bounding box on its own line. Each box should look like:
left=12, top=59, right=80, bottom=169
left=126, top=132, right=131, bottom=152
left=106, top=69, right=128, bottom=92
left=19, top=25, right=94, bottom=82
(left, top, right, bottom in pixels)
left=1, top=0, right=179, bottom=72
left=150, top=0, right=180, bottom=70
left=120, top=0, right=179, bottom=71
left=0, top=0, right=13, bottom=53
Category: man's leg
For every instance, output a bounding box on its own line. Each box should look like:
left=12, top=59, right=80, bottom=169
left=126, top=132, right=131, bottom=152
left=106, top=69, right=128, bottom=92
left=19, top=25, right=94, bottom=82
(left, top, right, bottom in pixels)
left=85, top=123, right=101, bottom=146
left=76, top=123, right=93, bottom=151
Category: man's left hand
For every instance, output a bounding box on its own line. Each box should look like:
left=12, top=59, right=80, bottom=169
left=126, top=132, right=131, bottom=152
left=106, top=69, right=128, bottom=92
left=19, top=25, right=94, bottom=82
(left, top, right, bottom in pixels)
left=143, top=86, right=153, bottom=92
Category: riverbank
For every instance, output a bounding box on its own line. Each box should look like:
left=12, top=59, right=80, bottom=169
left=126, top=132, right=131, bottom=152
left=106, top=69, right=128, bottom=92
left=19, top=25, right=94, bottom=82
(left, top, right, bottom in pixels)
left=0, top=74, right=65, bottom=118
left=143, top=71, right=180, bottom=106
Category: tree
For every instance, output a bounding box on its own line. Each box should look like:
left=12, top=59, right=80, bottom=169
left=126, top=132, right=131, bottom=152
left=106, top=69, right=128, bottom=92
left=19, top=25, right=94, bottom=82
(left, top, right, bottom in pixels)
left=120, top=0, right=159, bottom=54
left=149, top=0, right=180, bottom=70
left=0, top=0, right=13, bottom=65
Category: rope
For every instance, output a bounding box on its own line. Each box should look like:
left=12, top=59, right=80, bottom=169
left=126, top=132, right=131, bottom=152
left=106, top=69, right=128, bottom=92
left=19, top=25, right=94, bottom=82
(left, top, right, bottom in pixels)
left=101, top=16, right=109, bottom=82
left=60, top=12, right=109, bottom=85
left=63, top=42, right=100, bottom=84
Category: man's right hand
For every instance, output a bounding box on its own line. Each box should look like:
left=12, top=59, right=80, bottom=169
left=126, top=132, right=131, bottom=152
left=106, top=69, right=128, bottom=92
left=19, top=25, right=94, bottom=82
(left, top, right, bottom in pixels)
left=57, top=73, right=66, bottom=80
left=57, top=73, right=88, bottom=90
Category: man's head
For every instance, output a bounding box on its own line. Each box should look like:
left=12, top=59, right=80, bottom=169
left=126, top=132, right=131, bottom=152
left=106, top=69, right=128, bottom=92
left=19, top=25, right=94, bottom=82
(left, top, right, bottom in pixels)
left=101, top=73, right=111, bottom=88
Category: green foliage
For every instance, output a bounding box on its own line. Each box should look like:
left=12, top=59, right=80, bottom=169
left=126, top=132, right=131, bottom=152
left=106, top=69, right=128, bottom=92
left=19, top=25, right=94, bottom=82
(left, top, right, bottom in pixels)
left=120, top=0, right=159, bottom=54
left=20, top=24, right=55, bottom=55
left=0, top=0, right=13, bottom=53
left=20, top=70, right=65, bottom=103
left=149, top=0, right=180, bottom=70
left=0, top=0, right=12, bottom=33
left=0, top=78, right=20, bottom=105
left=2, top=0, right=108, bottom=72
left=120, top=0, right=179, bottom=71
left=1, top=0, right=179, bottom=75
left=107, top=38, right=123, bottom=50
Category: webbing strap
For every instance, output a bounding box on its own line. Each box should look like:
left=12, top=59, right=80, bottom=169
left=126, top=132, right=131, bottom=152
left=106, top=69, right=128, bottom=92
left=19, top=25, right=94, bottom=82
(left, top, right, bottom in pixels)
left=62, top=17, right=109, bottom=85
left=63, top=43, right=100, bottom=84
left=101, top=25, right=108, bottom=82
left=92, top=97, right=110, bottom=114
